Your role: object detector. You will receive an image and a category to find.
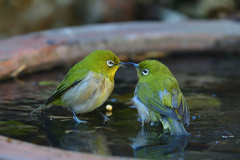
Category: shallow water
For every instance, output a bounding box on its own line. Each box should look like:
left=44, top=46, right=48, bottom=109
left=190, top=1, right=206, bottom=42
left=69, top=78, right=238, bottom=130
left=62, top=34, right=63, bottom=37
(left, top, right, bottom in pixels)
left=0, top=54, right=240, bottom=159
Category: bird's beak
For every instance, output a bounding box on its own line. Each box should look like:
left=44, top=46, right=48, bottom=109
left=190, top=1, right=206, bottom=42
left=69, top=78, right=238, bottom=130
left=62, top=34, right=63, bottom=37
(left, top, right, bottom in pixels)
left=127, top=62, right=139, bottom=69
left=117, top=62, right=128, bottom=66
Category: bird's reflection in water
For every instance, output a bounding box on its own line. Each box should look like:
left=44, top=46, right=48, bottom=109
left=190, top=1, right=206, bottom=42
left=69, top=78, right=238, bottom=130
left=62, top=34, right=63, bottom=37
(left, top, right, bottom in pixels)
left=41, top=119, right=111, bottom=156
left=131, top=127, right=189, bottom=159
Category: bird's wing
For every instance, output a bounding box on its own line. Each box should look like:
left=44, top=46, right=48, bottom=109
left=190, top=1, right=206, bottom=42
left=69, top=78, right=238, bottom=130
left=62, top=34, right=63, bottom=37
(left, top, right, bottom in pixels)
left=44, top=69, right=89, bottom=105
left=167, top=78, right=190, bottom=127
left=175, top=92, right=190, bottom=127
left=136, top=82, right=180, bottom=121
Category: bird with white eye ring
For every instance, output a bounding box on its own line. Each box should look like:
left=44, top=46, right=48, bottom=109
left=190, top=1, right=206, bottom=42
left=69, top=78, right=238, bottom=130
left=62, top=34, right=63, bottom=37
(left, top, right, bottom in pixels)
left=107, top=60, right=114, bottom=67
left=141, top=69, right=149, bottom=75
left=127, top=60, right=190, bottom=136
left=30, top=50, right=128, bottom=124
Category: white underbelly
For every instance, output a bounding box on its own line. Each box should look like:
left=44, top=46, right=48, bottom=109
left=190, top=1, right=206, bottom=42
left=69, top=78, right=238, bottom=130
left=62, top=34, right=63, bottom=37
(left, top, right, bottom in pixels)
left=133, top=95, right=164, bottom=124
left=62, top=72, right=114, bottom=114
left=132, top=95, right=150, bottom=123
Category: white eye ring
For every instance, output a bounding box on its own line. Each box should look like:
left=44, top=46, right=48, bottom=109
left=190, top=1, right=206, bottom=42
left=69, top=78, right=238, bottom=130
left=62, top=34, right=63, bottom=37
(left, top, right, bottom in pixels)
left=107, top=60, right=114, bottom=67
left=142, top=69, right=149, bottom=75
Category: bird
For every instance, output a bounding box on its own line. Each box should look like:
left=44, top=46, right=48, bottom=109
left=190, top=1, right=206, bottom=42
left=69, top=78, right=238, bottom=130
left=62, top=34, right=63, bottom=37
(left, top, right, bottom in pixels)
left=30, top=50, right=127, bottom=124
left=128, top=60, right=190, bottom=136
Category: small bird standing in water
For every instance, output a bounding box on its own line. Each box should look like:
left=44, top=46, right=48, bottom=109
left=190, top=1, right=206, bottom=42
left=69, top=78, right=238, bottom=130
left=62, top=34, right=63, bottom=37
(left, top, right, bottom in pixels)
left=128, top=60, right=190, bottom=136
left=31, top=50, right=127, bottom=124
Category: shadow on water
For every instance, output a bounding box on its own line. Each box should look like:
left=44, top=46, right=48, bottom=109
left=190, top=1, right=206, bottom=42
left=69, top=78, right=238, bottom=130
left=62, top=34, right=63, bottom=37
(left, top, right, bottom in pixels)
left=0, top=54, right=240, bottom=159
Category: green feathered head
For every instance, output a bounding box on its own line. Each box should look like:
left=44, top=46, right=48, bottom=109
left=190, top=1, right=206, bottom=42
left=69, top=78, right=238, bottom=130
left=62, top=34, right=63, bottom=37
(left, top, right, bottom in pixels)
left=72, top=50, right=126, bottom=79
left=128, top=60, right=173, bottom=83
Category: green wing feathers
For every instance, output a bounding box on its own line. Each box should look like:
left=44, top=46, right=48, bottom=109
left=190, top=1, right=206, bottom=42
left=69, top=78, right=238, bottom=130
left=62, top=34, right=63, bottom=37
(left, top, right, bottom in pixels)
left=30, top=68, right=88, bottom=114
left=136, top=83, right=180, bottom=121
left=178, top=96, right=190, bottom=128
left=159, top=78, right=190, bottom=131
left=136, top=77, right=190, bottom=135
left=45, top=69, right=88, bottom=104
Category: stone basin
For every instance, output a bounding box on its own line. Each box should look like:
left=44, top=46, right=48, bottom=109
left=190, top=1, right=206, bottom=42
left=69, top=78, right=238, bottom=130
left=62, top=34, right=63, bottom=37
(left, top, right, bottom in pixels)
left=0, top=21, right=240, bottom=160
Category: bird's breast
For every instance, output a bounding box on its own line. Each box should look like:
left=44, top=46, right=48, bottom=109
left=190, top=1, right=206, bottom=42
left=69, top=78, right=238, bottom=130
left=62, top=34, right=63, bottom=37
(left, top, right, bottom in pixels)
left=132, top=95, right=150, bottom=122
left=62, top=72, right=114, bottom=113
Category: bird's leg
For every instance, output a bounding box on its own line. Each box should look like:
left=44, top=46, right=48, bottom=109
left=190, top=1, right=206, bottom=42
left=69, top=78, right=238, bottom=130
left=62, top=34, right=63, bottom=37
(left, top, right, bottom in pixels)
left=70, top=108, right=88, bottom=124
left=96, top=110, right=110, bottom=123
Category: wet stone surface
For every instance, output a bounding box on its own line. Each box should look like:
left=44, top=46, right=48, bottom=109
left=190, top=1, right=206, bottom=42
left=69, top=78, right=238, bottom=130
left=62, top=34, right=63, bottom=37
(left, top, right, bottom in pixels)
left=0, top=54, right=240, bottom=159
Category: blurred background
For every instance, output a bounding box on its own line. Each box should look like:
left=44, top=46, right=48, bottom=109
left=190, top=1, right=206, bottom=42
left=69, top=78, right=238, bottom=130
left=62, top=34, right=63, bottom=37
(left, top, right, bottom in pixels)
left=0, top=0, right=240, bottom=40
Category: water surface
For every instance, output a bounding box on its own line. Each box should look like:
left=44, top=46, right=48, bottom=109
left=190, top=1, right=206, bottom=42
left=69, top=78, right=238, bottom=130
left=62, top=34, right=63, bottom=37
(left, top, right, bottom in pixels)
left=0, top=54, right=240, bottom=159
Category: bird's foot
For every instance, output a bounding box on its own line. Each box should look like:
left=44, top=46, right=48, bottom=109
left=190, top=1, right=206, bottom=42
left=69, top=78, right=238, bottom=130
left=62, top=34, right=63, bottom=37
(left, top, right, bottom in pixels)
left=71, top=107, right=88, bottom=124
left=103, top=116, right=110, bottom=124
left=73, top=116, right=89, bottom=124
left=96, top=110, right=110, bottom=124
left=102, top=117, right=111, bottom=128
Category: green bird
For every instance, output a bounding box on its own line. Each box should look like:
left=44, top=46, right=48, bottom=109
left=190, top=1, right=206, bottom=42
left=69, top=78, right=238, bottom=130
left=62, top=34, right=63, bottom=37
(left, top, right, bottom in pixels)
left=31, top=50, right=127, bottom=124
left=128, top=60, right=190, bottom=136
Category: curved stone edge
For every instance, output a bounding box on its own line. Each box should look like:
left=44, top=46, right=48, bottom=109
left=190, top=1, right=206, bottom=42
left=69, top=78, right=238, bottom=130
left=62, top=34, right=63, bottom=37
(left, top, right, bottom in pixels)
left=1, top=20, right=240, bottom=80
left=1, top=135, right=239, bottom=160
left=0, top=135, right=136, bottom=160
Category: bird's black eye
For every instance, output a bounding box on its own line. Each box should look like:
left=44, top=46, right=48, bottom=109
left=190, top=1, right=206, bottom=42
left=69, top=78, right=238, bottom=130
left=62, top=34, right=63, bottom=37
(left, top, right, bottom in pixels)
left=107, top=60, right=114, bottom=67
left=142, top=69, right=149, bottom=75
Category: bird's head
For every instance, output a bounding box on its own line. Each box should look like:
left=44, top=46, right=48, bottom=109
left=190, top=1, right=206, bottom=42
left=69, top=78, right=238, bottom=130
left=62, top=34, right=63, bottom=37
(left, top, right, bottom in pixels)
left=127, top=60, right=173, bottom=83
left=83, top=50, right=127, bottom=79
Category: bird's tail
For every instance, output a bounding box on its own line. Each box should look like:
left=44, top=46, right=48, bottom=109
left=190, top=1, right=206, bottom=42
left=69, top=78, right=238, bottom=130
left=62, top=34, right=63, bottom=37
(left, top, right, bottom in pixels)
left=167, top=117, right=190, bottom=136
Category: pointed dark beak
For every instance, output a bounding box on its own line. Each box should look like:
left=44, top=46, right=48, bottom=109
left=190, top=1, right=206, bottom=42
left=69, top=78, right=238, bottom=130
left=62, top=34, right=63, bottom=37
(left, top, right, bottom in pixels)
left=117, top=62, right=128, bottom=66
left=127, top=62, right=139, bottom=69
